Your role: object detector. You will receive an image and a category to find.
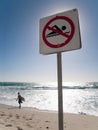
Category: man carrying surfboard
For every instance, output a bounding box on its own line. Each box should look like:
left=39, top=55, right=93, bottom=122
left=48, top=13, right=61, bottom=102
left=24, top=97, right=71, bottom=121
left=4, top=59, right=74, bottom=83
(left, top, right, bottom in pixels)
left=16, top=92, right=25, bottom=109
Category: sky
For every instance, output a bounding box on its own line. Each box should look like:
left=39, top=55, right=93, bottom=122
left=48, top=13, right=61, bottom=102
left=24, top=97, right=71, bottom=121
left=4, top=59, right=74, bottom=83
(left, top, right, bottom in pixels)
left=0, top=0, right=98, bottom=83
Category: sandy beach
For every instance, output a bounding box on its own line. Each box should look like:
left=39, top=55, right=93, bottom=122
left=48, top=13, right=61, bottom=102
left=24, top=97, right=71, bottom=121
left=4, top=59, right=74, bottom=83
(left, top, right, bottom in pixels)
left=0, top=105, right=98, bottom=130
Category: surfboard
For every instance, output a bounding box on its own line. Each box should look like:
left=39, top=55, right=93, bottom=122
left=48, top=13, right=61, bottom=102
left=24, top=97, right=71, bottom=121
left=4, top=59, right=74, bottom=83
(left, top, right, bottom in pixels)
left=21, top=96, right=25, bottom=101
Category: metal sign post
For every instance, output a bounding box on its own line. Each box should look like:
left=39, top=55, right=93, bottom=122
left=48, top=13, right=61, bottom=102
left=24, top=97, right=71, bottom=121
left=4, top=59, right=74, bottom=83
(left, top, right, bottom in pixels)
left=57, top=52, right=63, bottom=130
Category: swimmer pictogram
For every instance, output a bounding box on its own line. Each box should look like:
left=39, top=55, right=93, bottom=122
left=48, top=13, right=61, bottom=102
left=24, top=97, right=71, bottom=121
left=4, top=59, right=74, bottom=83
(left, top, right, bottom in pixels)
left=46, top=25, right=70, bottom=38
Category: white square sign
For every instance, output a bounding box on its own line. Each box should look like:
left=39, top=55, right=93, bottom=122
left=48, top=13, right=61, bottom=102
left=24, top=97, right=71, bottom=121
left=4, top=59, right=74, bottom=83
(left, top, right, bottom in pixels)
left=39, top=9, right=81, bottom=55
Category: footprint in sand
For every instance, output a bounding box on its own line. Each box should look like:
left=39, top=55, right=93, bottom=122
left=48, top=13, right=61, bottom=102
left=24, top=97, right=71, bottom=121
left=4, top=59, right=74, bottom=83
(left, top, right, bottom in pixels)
left=45, top=120, right=50, bottom=123
left=0, top=113, right=6, bottom=116
left=26, top=123, right=33, bottom=128
left=17, top=126, right=23, bottom=130
left=16, top=114, right=20, bottom=119
left=9, top=114, right=13, bottom=117
left=46, top=126, right=49, bottom=129
left=5, top=124, right=12, bottom=127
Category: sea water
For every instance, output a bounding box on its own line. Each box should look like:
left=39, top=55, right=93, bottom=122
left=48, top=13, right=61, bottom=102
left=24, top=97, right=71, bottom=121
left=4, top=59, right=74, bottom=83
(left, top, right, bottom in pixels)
left=0, top=82, right=98, bottom=116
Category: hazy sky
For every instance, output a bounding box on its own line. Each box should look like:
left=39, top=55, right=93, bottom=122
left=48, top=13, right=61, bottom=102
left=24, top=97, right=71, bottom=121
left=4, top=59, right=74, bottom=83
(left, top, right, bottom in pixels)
left=0, top=0, right=98, bottom=83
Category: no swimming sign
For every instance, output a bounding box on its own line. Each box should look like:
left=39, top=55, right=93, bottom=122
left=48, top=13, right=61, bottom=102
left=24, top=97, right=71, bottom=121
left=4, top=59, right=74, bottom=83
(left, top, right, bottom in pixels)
left=39, top=9, right=81, bottom=54
left=39, top=8, right=82, bottom=130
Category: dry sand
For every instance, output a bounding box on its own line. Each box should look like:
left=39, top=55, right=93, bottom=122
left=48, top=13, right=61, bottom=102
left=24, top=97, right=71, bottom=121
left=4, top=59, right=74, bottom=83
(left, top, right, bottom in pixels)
left=0, top=106, right=98, bottom=130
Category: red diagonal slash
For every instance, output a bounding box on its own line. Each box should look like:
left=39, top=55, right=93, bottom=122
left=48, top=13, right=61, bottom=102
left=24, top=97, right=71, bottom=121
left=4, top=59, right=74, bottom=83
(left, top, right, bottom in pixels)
left=42, top=16, right=75, bottom=48
left=47, top=26, right=70, bottom=38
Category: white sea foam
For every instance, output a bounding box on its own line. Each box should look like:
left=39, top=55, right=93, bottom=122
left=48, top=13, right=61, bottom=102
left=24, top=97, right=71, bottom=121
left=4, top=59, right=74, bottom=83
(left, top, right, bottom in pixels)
left=0, top=82, right=98, bottom=116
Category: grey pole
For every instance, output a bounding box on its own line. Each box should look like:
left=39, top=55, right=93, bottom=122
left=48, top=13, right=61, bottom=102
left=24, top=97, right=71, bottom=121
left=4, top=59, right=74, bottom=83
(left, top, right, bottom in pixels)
left=57, top=52, right=64, bottom=130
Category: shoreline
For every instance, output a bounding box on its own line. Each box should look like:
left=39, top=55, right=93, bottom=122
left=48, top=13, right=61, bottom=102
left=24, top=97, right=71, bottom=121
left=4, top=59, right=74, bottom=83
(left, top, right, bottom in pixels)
left=0, top=104, right=98, bottom=130
left=0, top=103, right=98, bottom=116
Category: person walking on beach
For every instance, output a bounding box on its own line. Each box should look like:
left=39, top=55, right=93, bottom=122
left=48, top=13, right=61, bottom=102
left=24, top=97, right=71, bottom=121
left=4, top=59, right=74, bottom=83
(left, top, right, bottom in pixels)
left=16, top=92, right=23, bottom=109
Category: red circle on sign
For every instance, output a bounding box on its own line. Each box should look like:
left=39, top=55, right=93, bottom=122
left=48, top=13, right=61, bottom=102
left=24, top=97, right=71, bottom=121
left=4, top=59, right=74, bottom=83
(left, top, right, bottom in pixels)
left=42, top=16, right=75, bottom=48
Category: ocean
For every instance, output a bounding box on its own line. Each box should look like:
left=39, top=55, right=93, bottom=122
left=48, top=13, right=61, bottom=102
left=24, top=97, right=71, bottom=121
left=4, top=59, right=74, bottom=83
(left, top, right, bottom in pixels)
left=0, top=82, right=98, bottom=116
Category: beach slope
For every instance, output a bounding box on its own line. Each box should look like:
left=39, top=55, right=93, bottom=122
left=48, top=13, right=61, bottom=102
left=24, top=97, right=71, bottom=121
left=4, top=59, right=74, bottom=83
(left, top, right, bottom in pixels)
left=0, top=107, right=98, bottom=130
